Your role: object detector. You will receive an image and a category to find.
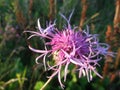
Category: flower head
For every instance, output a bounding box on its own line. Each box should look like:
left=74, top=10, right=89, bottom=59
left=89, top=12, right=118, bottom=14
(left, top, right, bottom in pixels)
left=26, top=12, right=114, bottom=88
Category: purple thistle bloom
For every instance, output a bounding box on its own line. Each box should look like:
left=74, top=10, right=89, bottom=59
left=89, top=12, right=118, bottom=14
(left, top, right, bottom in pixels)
left=25, top=11, right=114, bottom=88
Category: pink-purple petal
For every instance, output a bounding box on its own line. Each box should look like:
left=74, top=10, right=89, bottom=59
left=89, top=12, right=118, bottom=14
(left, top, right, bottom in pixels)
left=26, top=12, right=115, bottom=89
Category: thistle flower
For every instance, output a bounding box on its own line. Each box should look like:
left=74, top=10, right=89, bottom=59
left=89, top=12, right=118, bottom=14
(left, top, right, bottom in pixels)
left=25, top=11, right=114, bottom=88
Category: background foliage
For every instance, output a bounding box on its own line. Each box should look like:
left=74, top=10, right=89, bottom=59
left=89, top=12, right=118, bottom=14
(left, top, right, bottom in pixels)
left=0, top=0, right=120, bottom=90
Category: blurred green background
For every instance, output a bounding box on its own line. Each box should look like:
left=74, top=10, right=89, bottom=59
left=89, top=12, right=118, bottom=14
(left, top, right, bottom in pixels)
left=0, top=0, right=120, bottom=90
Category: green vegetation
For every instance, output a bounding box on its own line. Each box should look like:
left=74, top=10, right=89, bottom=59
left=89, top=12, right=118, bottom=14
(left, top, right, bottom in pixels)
left=0, top=0, right=120, bottom=90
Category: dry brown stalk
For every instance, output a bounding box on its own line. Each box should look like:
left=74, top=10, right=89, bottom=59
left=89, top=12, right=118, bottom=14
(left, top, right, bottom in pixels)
left=103, top=61, right=110, bottom=78
left=115, top=48, right=120, bottom=69
left=14, top=0, right=26, bottom=28
left=114, top=0, right=120, bottom=28
left=79, top=0, right=88, bottom=28
left=113, top=0, right=120, bottom=70
left=49, top=0, right=56, bottom=21
left=29, top=0, right=34, bottom=16
left=106, top=25, right=112, bottom=45
left=103, top=0, right=120, bottom=83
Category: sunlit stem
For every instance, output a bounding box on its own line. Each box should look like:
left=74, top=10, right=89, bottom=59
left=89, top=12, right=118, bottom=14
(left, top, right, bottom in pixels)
left=40, top=77, right=52, bottom=90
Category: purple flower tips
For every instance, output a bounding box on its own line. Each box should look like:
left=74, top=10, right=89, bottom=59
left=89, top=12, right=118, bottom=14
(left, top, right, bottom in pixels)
left=26, top=13, right=114, bottom=88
